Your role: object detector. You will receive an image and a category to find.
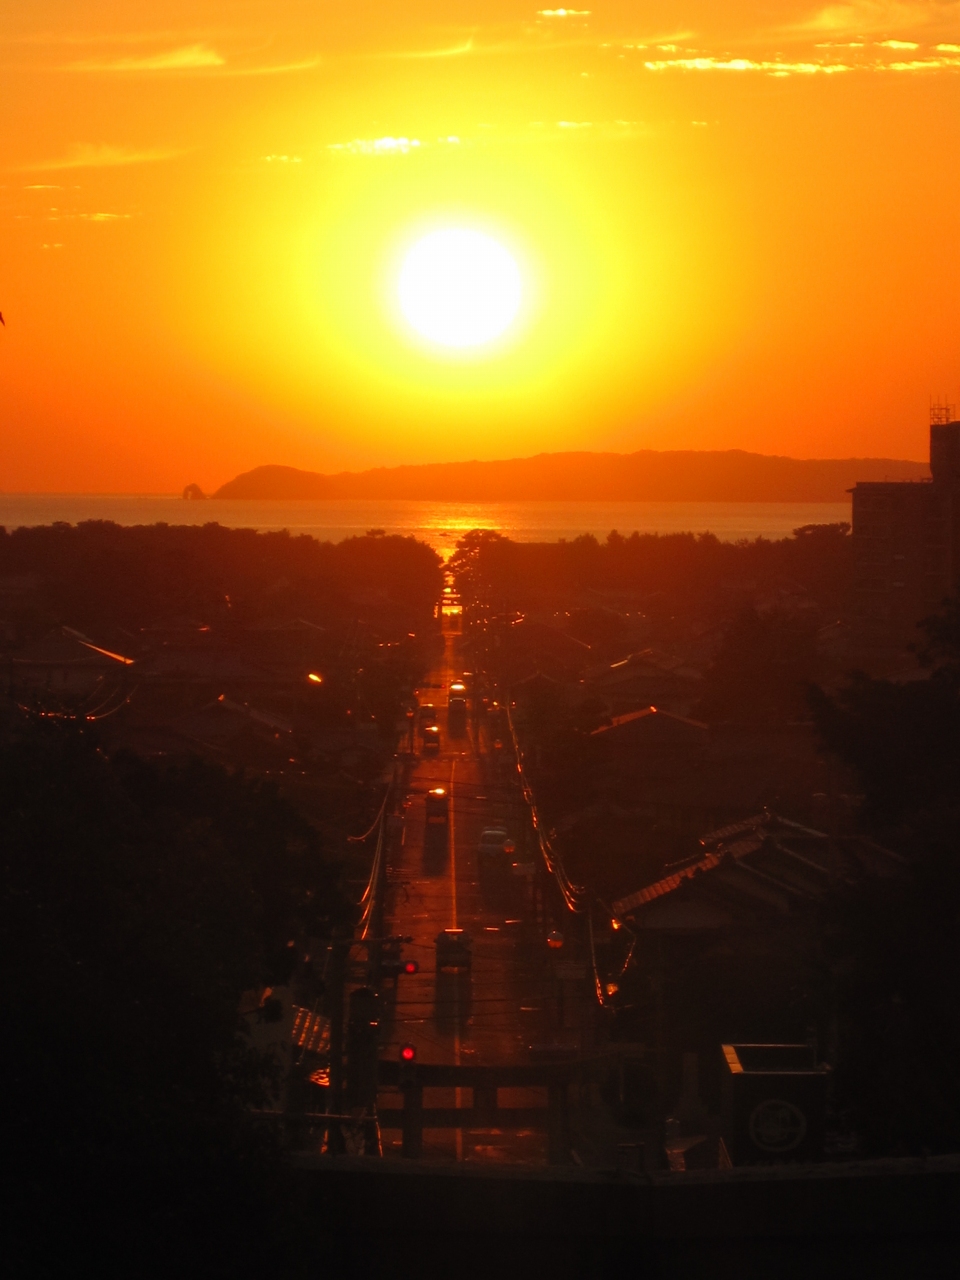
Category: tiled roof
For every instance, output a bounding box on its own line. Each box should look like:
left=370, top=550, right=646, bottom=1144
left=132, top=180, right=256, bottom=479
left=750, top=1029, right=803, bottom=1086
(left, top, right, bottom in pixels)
left=612, top=851, right=725, bottom=917
left=612, top=810, right=904, bottom=923
left=591, top=706, right=708, bottom=737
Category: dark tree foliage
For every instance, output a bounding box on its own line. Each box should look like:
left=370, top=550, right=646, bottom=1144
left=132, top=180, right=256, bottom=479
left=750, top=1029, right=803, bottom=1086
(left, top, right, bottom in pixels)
left=811, top=601, right=960, bottom=826
left=450, top=523, right=851, bottom=616
left=916, top=594, right=960, bottom=676
left=810, top=669, right=960, bottom=825
left=817, top=813, right=960, bottom=1156
left=0, top=521, right=443, bottom=632
left=810, top=600, right=960, bottom=1155
left=695, top=606, right=823, bottom=726
left=0, top=713, right=349, bottom=1274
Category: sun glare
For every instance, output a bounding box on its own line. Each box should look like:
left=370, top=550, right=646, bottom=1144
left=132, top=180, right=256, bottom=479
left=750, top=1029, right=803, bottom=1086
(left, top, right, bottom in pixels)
left=397, top=228, right=523, bottom=349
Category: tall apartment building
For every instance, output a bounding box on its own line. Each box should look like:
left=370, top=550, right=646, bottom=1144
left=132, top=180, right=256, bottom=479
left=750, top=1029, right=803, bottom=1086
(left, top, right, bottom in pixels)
left=851, top=415, right=959, bottom=656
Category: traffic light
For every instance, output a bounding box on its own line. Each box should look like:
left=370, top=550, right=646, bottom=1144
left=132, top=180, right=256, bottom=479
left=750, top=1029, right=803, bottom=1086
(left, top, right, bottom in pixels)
left=379, top=954, right=419, bottom=978
left=378, top=934, right=419, bottom=980
left=399, top=1042, right=417, bottom=1087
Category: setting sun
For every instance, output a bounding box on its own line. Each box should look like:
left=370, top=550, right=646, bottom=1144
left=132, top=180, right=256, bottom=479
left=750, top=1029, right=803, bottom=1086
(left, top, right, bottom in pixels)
left=397, top=229, right=523, bottom=350
left=5, top=0, right=960, bottom=1245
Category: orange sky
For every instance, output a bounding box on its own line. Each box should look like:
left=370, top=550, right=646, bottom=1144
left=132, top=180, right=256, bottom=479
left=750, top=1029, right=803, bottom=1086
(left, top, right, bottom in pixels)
left=2, top=1, right=960, bottom=492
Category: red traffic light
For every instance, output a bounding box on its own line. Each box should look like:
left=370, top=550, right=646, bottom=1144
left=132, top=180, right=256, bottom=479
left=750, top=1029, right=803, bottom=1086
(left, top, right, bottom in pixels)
left=403, top=960, right=419, bottom=975
left=400, top=1043, right=417, bottom=1063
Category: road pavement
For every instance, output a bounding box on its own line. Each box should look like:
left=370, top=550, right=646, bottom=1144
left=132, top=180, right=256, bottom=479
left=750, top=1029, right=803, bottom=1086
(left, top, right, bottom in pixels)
left=376, top=621, right=556, bottom=1163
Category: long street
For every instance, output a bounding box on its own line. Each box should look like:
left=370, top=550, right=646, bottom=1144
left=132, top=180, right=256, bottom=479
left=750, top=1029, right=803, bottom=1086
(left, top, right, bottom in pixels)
left=376, top=613, right=560, bottom=1164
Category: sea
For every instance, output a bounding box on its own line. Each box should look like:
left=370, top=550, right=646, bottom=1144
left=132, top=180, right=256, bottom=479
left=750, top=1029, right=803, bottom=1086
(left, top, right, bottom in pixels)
left=0, top=496, right=850, bottom=559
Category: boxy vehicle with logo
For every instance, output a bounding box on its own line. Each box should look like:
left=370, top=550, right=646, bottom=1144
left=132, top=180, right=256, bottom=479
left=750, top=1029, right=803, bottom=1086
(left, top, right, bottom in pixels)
left=435, top=928, right=472, bottom=971
left=447, top=696, right=467, bottom=737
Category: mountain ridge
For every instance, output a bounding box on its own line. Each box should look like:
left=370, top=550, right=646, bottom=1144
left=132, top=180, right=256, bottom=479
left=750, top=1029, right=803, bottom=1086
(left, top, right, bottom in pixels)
left=210, top=449, right=929, bottom=504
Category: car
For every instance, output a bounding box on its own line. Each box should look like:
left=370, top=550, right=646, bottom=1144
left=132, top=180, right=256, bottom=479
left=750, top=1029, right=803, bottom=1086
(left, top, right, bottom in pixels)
left=449, top=679, right=467, bottom=697
left=477, top=827, right=512, bottom=873
left=435, top=928, right=472, bottom=971
left=424, top=787, right=449, bottom=823
left=422, top=724, right=441, bottom=754
left=479, top=826, right=509, bottom=854
left=418, top=703, right=438, bottom=730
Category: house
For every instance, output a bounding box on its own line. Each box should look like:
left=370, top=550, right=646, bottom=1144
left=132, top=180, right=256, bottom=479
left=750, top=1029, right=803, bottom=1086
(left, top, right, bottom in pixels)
left=498, top=618, right=592, bottom=685
left=611, top=810, right=904, bottom=928
left=589, top=707, right=710, bottom=796
left=6, top=626, right=136, bottom=699
left=586, top=648, right=703, bottom=718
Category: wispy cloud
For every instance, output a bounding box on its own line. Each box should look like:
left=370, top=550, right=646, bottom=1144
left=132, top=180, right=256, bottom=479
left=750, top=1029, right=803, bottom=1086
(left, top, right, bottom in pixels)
left=528, top=118, right=651, bottom=140
left=4, top=29, right=206, bottom=47
left=61, top=42, right=320, bottom=77
left=218, top=58, right=321, bottom=77
left=327, top=135, right=462, bottom=156
left=43, top=210, right=133, bottom=223
left=19, top=144, right=184, bottom=172
left=67, top=43, right=224, bottom=71
left=383, top=38, right=476, bottom=60
left=643, top=56, right=854, bottom=76
left=789, top=2, right=952, bottom=37
left=638, top=37, right=960, bottom=76
left=329, top=136, right=423, bottom=155
left=881, top=54, right=960, bottom=68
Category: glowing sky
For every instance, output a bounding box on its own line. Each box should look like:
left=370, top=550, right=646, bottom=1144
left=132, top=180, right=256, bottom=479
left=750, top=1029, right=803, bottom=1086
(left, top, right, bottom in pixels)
left=2, top=1, right=960, bottom=491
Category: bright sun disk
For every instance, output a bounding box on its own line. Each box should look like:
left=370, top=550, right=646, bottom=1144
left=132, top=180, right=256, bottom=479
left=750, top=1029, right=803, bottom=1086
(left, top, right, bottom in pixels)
left=398, top=228, right=522, bottom=349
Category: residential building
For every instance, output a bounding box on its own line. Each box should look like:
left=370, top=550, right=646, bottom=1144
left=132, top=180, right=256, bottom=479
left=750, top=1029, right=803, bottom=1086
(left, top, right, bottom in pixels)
left=851, top=415, right=958, bottom=656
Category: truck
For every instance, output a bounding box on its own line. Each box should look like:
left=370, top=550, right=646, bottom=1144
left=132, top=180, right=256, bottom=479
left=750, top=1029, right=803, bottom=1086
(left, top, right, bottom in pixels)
left=435, top=928, right=472, bottom=972
left=447, top=695, right=467, bottom=737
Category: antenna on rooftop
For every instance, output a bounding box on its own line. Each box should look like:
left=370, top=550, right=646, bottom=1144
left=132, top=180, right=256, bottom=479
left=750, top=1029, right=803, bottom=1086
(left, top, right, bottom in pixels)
left=929, top=396, right=956, bottom=426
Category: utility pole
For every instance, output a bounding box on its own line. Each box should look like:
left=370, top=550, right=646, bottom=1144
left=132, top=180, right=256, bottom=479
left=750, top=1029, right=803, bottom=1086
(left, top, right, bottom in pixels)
left=325, top=931, right=350, bottom=1154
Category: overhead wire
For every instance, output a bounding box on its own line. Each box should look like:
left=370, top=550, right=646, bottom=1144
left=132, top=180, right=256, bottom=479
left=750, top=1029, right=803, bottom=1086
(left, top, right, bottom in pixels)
left=505, top=705, right=644, bottom=1004
left=505, top=702, right=585, bottom=913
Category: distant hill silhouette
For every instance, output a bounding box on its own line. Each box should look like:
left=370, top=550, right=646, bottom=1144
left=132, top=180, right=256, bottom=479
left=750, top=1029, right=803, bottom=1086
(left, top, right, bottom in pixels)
left=212, top=450, right=929, bottom=504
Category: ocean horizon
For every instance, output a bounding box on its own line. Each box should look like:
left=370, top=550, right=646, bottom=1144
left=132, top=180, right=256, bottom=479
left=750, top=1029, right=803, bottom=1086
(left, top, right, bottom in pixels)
left=0, top=495, right=851, bottom=558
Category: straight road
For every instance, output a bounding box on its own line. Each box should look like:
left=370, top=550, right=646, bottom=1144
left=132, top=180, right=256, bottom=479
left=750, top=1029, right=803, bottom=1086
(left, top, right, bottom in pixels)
left=377, top=621, right=554, bottom=1163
